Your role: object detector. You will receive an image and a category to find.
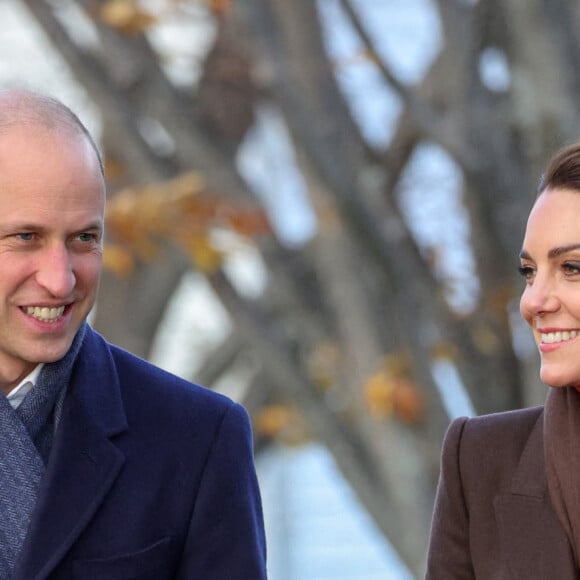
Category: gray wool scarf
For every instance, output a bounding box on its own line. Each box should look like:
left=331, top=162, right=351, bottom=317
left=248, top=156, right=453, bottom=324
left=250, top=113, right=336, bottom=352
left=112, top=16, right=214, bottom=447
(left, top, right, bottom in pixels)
left=0, top=323, right=87, bottom=579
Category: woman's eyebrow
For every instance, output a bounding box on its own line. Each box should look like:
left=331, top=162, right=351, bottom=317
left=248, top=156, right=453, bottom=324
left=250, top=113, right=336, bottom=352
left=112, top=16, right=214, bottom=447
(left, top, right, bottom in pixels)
left=548, top=243, right=580, bottom=258
left=519, top=244, right=580, bottom=261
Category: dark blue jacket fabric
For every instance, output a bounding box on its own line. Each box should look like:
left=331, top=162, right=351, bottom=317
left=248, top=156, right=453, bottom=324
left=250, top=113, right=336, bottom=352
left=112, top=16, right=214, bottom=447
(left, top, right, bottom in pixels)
left=13, top=326, right=267, bottom=579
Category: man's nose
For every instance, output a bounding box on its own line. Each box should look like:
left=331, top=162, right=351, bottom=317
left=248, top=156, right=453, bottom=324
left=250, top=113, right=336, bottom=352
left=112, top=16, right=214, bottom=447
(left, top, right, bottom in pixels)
left=35, top=243, right=76, bottom=297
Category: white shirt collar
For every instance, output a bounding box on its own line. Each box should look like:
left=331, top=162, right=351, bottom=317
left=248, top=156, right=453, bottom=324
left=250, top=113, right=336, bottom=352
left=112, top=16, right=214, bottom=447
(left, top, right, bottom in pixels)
left=6, top=364, right=44, bottom=409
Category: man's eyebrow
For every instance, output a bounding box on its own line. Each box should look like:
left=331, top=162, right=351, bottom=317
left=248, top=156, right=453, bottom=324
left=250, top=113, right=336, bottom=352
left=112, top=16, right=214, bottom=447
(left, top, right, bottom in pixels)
left=519, top=244, right=580, bottom=260
left=76, top=222, right=103, bottom=232
left=0, top=222, right=45, bottom=233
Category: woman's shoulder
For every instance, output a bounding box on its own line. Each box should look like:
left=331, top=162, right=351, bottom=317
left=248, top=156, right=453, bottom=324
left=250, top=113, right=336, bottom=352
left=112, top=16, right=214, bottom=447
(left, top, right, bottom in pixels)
left=459, top=405, right=543, bottom=437
left=445, top=406, right=544, bottom=491
left=448, top=406, right=543, bottom=456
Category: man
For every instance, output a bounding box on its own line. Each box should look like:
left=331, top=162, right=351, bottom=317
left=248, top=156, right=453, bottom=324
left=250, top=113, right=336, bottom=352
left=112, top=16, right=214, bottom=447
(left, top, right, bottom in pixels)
left=0, top=89, right=267, bottom=579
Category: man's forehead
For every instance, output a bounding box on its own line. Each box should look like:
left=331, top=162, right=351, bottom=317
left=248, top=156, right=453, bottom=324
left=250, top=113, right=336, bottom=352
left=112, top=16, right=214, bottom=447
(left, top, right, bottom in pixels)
left=0, top=123, right=99, bottom=173
left=0, top=123, right=105, bottom=213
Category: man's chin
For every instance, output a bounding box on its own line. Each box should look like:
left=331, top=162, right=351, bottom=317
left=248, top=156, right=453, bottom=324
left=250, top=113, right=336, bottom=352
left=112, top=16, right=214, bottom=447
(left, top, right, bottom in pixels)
left=28, top=340, right=74, bottom=364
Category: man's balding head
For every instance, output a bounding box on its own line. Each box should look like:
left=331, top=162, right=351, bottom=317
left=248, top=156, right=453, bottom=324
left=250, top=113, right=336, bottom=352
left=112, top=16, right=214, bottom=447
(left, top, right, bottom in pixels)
left=0, top=89, right=104, bottom=178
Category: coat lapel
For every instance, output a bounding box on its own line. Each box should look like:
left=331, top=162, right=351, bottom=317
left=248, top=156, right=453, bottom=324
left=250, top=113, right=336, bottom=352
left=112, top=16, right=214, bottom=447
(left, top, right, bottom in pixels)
left=494, top=411, right=577, bottom=580
left=13, top=328, right=128, bottom=580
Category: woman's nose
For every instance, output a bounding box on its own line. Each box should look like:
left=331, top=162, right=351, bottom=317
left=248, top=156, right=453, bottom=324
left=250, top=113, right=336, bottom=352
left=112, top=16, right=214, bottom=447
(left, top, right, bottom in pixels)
left=520, top=276, right=560, bottom=318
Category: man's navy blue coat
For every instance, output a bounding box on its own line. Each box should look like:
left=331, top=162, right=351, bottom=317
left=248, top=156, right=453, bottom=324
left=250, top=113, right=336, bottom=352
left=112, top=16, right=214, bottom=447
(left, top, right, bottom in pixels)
left=12, top=326, right=267, bottom=579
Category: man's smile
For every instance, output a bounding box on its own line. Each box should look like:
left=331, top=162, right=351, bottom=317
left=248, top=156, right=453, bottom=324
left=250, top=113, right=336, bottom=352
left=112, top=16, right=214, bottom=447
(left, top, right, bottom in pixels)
left=22, top=305, right=68, bottom=323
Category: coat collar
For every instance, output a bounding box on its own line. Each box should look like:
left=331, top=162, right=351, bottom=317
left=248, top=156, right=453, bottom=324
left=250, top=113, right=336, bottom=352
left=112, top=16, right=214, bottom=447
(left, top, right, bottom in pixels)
left=494, top=410, right=578, bottom=580
left=14, top=327, right=128, bottom=580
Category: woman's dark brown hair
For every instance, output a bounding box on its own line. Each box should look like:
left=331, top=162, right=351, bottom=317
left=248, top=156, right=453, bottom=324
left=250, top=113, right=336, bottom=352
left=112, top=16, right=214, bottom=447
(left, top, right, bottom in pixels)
left=538, top=143, right=580, bottom=195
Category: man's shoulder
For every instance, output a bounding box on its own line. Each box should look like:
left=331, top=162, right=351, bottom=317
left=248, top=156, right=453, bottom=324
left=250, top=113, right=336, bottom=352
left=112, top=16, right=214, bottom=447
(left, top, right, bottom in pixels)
left=84, top=327, right=236, bottom=420
left=112, top=343, right=232, bottom=406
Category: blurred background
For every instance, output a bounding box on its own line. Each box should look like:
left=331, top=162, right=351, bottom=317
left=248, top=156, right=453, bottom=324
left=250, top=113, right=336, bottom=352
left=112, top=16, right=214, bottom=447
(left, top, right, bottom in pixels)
left=2, top=0, right=577, bottom=577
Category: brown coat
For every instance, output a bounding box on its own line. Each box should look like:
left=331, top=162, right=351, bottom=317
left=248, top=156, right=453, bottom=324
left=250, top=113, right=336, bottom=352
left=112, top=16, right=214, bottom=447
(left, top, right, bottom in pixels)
left=426, top=407, right=578, bottom=579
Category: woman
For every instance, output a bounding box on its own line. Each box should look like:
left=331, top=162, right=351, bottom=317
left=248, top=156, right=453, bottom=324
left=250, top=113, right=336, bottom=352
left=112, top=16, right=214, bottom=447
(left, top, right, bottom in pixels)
left=426, top=143, right=580, bottom=579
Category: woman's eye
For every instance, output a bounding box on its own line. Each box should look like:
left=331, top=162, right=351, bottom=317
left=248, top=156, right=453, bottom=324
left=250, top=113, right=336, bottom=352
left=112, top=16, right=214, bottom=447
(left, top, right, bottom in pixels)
left=518, top=264, right=535, bottom=279
left=562, top=262, right=580, bottom=275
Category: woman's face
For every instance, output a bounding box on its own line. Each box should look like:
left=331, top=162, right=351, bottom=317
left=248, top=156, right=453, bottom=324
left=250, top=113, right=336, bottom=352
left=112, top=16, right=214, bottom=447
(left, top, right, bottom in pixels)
left=520, top=188, right=580, bottom=387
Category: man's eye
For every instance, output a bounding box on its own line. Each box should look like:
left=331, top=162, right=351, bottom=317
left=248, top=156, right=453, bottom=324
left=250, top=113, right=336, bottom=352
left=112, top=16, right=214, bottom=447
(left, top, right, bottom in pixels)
left=16, top=233, right=35, bottom=241
left=77, top=233, right=97, bottom=242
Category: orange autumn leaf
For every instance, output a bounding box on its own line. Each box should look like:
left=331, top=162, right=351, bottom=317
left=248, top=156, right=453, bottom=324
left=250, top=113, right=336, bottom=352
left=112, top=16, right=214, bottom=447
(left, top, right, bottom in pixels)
left=206, top=0, right=231, bottom=16
left=226, top=208, right=272, bottom=237
left=254, top=405, right=308, bottom=444
left=471, top=323, right=500, bottom=355
left=306, top=341, right=341, bottom=390
left=364, top=353, right=424, bottom=424
left=103, top=156, right=128, bottom=181
left=98, top=0, right=157, bottom=34
left=105, top=172, right=270, bottom=273
left=254, top=405, right=293, bottom=438
left=186, top=236, right=224, bottom=273
left=103, top=243, right=135, bottom=277
left=391, top=379, right=424, bottom=424
left=364, top=370, right=395, bottom=419
left=430, top=340, right=458, bottom=360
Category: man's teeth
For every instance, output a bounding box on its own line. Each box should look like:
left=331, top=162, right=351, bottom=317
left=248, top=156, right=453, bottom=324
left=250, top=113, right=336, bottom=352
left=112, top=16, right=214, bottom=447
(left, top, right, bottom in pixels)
left=541, top=330, right=579, bottom=344
left=25, top=306, right=65, bottom=322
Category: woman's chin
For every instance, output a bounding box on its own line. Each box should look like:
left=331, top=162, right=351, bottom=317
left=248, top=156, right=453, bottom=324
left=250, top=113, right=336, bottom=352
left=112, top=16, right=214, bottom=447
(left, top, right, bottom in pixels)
left=543, top=376, right=580, bottom=389
left=541, top=370, right=580, bottom=388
